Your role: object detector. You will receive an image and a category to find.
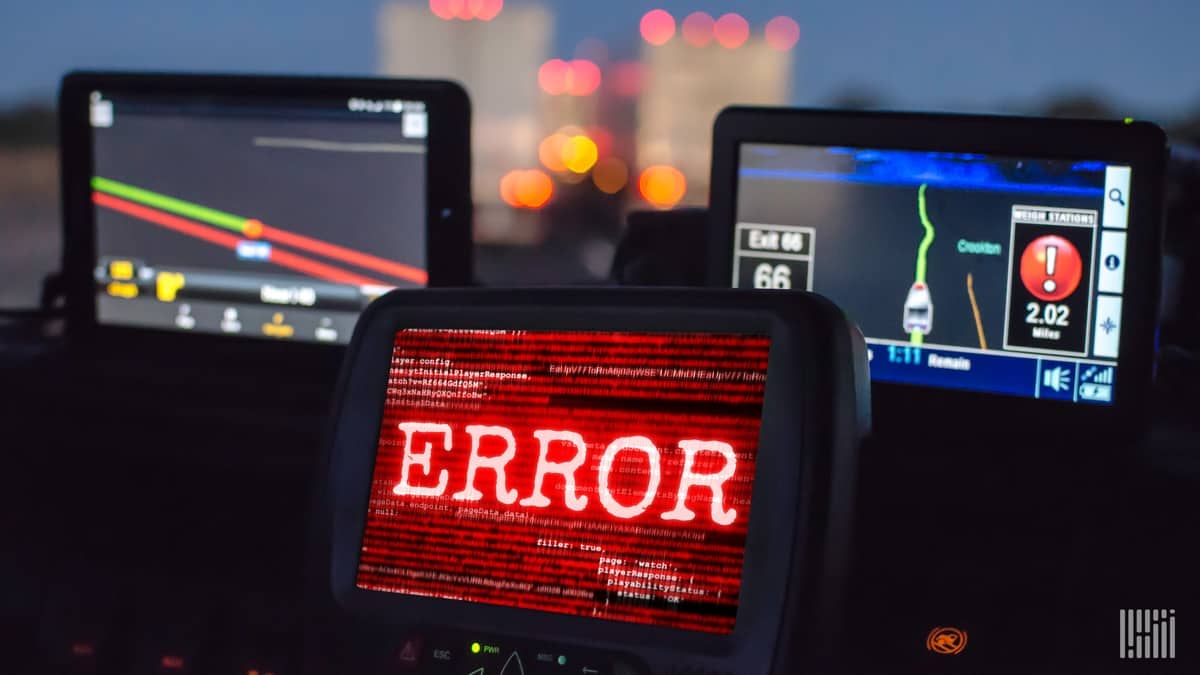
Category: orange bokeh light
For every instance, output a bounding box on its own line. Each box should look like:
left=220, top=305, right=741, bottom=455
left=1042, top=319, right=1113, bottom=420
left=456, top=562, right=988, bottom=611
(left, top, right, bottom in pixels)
left=538, top=134, right=569, bottom=172
left=681, top=11, right=714, bottom=47
left=593, top=157, right=629, bottom=194
left=714, top=13, right=749, bottom=49
left=640, top=9, right=676, bottom=46
left=765, top=16, right=800, bottom=51
left=516, top=170, right=554, bottom=208
left=501, top=170, right=553, bottom=209
left=500, top=170, right=521, bottom=207
left=429, top=0, right=458, bottom=20
left=638, top=165, right=687, bottom=209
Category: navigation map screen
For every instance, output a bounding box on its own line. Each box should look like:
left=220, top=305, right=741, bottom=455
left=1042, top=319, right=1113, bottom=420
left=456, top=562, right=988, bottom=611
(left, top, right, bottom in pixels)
left=90, top=90, right=430, bottom=344
left=734, top=145, right=1130, bottom=405
left=357, top=329, right=769, bottom=634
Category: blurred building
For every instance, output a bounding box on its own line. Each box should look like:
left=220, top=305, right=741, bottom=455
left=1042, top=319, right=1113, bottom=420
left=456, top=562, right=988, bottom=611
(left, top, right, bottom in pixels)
left=637, top=39, right=792, bottom=204
left=378, top=2, right=553, bottom=242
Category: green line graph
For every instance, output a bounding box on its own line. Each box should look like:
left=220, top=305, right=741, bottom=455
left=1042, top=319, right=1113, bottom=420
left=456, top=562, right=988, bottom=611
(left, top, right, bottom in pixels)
left=910, top=183, right=935, bottom=346
left=915, top=183, right=935, bottom=283
left=92, top=176, right=250, bottom=233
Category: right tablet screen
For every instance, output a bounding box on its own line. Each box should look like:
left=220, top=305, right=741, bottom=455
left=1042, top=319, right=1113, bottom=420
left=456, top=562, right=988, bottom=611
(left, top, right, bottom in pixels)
left=733, top=144, right=1130, bottom=405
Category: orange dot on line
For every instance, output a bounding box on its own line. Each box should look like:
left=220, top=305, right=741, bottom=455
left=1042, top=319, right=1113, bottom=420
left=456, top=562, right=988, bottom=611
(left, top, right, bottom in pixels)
left=243, top=219, right=264, bottom=239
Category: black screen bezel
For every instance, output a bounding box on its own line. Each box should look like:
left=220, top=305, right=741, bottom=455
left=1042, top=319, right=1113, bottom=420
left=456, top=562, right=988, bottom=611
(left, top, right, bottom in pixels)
left=708, top=107, right=1166, bottom=441
left=321, top=288, right=842, bottom=672
left=58, top=71, right=473, bottom=370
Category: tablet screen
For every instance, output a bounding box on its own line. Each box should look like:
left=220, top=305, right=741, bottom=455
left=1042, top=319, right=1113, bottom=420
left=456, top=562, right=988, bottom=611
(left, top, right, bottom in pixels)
left=89, top=90, right=430, bottom=344
left=733, top=144, right=1129, bottom=405
left=357, top=329, right=770, bottom=634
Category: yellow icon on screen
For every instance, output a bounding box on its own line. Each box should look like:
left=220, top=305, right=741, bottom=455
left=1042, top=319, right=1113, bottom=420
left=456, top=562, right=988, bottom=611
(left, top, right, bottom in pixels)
left=156, top=271, right=186, bottom=302
left=109, top=259, right=134, bottom=280
left=106, top=281, right=138, bottom=299
left=262, top=312, right=295, bottom=339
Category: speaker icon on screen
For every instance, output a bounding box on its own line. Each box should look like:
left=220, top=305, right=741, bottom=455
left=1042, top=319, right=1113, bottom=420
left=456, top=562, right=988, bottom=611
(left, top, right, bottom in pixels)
left=1043, top=366, right=1072, bottom=393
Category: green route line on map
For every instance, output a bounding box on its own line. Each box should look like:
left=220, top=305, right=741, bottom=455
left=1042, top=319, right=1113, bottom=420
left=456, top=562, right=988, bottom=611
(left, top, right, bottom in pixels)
left=911, top=183, right=935, bottom=346
left=92, top=176, right=249, bottom=234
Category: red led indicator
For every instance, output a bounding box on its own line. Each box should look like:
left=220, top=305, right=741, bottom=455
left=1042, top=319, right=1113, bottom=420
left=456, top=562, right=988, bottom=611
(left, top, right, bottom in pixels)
left=357, top=329, right=770, bottom=634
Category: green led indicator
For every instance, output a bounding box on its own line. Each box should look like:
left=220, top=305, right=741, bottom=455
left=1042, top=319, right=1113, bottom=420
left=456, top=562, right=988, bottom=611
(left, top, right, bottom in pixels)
left=471, top=642, right=481, bottom=654
left=557, top=655, right=567, bottom=666
left=1124, top=117, right=1135, bottom=125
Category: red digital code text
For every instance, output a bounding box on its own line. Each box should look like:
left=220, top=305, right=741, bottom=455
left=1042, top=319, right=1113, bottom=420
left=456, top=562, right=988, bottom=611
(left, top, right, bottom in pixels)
left=356, top=329, right=770, bottom=634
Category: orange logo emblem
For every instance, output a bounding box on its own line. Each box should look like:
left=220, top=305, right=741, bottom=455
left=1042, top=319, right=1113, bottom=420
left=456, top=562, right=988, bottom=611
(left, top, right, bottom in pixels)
left=926, top=626, right=968, bottom=655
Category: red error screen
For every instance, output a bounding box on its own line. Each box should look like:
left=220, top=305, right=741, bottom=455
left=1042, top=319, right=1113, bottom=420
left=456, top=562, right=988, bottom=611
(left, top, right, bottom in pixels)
left=356, top=329, right=770, bottom=634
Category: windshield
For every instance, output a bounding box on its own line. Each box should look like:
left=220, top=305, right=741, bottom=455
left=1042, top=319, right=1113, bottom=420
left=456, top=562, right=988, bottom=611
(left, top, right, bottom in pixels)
left=2, top=0, right=1198, bottom=307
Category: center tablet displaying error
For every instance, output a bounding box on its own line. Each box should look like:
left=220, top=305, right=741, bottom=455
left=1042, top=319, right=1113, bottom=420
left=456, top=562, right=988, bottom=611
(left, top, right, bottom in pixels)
left=356, top=328, right=769, bottom=635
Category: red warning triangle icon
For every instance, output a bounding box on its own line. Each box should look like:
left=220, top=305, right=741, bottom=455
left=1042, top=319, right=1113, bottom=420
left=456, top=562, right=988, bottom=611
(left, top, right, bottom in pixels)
left=398, top=641, right=419, bottom=664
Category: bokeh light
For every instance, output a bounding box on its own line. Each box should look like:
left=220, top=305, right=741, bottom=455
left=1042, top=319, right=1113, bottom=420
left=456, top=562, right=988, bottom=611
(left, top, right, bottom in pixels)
left=538, top=59, right=569, bottom=95
left=714, top=13, right=749, bottom=49
left=681, top=12, right=714, bottom=47
left=565, top=59, right=602, bottom=96
left=586, top=126, right=613, bottom=158
left=499, top=170, right=521, bottom=207
left=640, top=9, right=676, bottom=46
left=638, top=165, right=687, bottom=209
left=429, top=0, right=458, bottom=20
left=561, top=136, right=599, bottom=174
left=472, top=0, right=503, bottom=21
left=432, top=0, right=503, bottom=21
left=502, top=170, right=554, bottom=209
left=765, top=16, right=800, bottom=51
left=516, top=170, right=554, bottom=208
left=592, top=157, right=629, bottom=194
left=538, top=134, right=569, bottom=172
left=610, top=62, right=643, bottom=97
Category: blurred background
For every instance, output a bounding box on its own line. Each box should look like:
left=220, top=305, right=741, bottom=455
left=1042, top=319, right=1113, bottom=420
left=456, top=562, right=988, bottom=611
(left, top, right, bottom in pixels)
left=3, top=0, right=1200, bottom=308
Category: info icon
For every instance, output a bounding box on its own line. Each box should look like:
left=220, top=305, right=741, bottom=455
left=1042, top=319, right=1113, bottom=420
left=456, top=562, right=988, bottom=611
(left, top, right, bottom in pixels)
left=1020, top=235, right=1083, bottom=302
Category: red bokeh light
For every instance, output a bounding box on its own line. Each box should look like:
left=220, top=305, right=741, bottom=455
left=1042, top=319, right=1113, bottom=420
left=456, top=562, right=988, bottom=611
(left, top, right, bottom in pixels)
left=430, top=0, right=502, bottom=21
left=429, top=0, right=456, bottom=20
left=566, top=59, right=602, bottom=96
left=473, top=0, right=503, bottom=21
left=681, top=11, right=714, bottom=47
left=610, top=61, right=643, bottom=97
left=538, top=59, right=570, bottom=95
left=765, top=16, right=800, bottom=51
left=586, top=126, right=613, bottom=158
left=714, top=13, right=749, bottom=49
left=639, top=9, right=676, bottom=46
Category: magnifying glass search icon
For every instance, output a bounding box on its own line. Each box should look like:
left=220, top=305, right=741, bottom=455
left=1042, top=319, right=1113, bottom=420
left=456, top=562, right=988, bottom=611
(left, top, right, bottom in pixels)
left=1109, top=188, right=1125, bottom=206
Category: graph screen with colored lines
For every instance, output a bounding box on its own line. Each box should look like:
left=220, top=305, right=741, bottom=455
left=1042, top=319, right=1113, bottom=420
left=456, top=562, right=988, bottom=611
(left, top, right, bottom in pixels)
left=90, top=90, right=430, bottom=344
left=358, top=329, right=770, bottom=634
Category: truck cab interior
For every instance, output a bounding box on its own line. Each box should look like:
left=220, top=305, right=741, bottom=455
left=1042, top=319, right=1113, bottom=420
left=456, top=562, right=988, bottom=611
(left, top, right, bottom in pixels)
left=2, top=3, right=1199, bottom=674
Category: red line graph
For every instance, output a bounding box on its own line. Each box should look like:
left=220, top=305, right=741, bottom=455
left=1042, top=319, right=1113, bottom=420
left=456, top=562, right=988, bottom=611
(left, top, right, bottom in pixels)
left=94, top=192, right=390, bottom=288
left=258, top=224, right=428, bottom=285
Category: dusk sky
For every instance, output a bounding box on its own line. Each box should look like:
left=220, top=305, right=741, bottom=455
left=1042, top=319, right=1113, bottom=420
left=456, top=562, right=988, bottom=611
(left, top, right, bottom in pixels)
left=2, top=0, right=1198, bottom=120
